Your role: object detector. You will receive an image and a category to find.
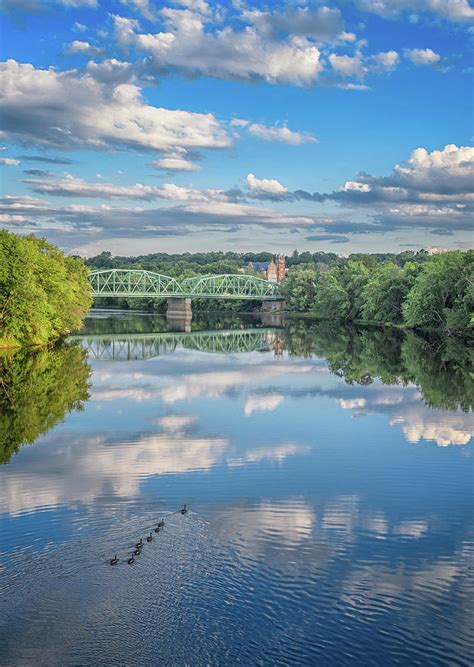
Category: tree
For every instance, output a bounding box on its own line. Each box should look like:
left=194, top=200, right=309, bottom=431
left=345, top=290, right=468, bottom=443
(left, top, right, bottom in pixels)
left=281, top=268, right=320, bottom=312
left=335, top=261, right=370, bottom=321
left=403, top=251, right=473, bottom=333
left=361, top=262, right=420, bottom=325
left=0, top=231, right=92, bottom=347
left=313, top=271, right=350, bottom=320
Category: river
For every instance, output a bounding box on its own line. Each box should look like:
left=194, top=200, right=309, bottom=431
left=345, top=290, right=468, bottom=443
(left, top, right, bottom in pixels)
left=0, top=311, right=473, bottom=666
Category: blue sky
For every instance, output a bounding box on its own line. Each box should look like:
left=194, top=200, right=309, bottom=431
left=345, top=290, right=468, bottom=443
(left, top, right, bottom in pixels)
left=0, top=0, right=472, bottom=256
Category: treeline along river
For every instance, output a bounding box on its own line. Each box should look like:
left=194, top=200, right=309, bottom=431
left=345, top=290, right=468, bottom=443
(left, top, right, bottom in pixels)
left=0, top=312, right=472, bottom=666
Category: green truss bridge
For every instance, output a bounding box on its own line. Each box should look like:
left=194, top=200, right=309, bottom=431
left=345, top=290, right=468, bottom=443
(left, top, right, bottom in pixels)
left=89, top=269, right=283, bottom=301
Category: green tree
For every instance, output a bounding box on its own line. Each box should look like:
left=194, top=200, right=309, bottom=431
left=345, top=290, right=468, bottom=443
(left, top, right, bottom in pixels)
left=361, top=262, right=420, bottom=325
left=0, top=231, right=92, bottom=347
left=313, top=271, right=350, bottom=320
left=281, top=269, right=320, bottom=312
left=337, top=261, right=370, bottom=321
left=403, top=251, right=473, bottom=332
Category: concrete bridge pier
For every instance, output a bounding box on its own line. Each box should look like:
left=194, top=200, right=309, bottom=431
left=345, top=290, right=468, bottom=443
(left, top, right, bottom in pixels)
left=260, top=300, right=286, bottom=328
left=167, top=297, right=192, bottom=332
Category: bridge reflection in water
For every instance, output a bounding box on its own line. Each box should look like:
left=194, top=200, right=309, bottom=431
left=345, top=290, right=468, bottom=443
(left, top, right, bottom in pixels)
left=70, top=329, right=284, bottom=361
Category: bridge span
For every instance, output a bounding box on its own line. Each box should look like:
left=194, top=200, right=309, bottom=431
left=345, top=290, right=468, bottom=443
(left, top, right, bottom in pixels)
left=89, top=269, right=285, bottom=329
left=90, top=269, right=282, bottom=300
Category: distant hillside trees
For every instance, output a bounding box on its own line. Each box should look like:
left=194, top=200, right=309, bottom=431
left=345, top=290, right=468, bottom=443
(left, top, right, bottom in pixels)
left=85, top=250, right=343, bottom=277
left=0, top=231, right=92, bottom=347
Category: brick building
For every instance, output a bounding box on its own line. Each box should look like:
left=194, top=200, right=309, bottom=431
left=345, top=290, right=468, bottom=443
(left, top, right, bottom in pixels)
left=248, top=255, right=286, bottom=283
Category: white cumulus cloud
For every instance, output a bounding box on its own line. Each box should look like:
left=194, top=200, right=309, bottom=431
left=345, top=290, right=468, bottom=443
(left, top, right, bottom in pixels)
left=149, top=150, right=201, bottom=171
left=246, top=173, right=288, bottom=196
left=403, top=48, right=441, bottom=65
left=22, top=173, right=224, bottom=202
left=113, top=10, right=323, bottom=86
left=0, top=60, right=231, bottom=153
left=65, top=40, right=103, bottom=56
left=246, top=122, right=317, bottom=145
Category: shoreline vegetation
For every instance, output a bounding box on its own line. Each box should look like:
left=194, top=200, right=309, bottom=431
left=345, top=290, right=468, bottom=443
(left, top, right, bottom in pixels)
left=281, top=251, right=473, bottom=337
left=0, top=233, right=472, bottom=348
left=0, top=231, right=92, bottom=349
left=88, top=248, right=473, bottom=337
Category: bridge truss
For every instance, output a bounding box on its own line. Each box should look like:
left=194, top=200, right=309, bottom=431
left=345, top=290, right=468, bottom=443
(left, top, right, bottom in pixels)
left=89, top=269, right=182, bottom=298
left=89, top=269, right=282, bottom=301
left=180, top=274, right=281, bottom=300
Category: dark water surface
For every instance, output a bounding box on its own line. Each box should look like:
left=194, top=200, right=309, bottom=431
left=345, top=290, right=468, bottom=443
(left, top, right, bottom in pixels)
left=1, top=312, right=473, bottom=666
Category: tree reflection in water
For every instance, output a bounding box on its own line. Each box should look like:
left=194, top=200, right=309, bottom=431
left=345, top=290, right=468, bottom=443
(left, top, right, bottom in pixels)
left=0, top=344, right=91, bottom=464
left=282, top=321, right=473, bottom=412
left=1, top=320, right=471, bottom=465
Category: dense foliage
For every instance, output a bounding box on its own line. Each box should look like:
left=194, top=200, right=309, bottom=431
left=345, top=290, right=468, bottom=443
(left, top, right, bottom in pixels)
left=282, top=251, right=473, bottom=334
left=0, top=344, right=91, bottom=464
left=0, top=231, right=92, bottom=347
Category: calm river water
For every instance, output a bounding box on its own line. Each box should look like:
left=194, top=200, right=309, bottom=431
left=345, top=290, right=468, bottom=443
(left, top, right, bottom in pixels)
left=0, top=311, right=473, bottom=666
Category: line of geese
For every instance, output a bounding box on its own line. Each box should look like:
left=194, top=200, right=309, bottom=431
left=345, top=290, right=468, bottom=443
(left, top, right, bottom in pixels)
left=110, top=505, right=187, bottom=566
